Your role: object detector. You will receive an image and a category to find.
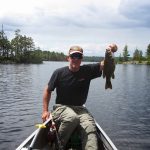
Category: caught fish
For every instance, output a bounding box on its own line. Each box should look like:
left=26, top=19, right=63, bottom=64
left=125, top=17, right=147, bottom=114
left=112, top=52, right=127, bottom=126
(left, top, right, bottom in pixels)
left=103, top=44, right=117, bottom=89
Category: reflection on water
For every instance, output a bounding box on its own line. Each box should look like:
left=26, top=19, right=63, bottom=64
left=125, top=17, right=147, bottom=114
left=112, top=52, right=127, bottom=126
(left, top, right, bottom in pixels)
left=0, top=62, right=150, bottom=150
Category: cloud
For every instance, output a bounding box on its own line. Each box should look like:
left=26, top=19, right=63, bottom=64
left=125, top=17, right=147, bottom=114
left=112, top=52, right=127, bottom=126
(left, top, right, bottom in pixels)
left=119, top=0, right=150, bottom=27
left=0, top=0, right=120, bottom=29
left=45, top=3, right=119, bottom=29
left=0, top=0, right=150, bottom=56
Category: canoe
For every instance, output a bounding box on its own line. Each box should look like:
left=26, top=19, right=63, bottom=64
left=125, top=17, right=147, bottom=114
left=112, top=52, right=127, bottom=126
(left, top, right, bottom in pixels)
left=16, top=117, right=118, bottom=150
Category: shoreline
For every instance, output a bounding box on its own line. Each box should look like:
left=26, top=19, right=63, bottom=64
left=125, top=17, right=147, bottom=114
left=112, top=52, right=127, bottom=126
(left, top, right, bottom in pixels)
left=118, top=61, right=150, bottom=65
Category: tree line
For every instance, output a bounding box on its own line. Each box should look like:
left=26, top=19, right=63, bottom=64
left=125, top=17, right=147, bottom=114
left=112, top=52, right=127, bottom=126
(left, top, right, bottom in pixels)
left=1, top=26, right=150, bottom=64
left=0, top=28, right=66, bottom=63
left=117, top=44, right=150, bottom=64
left=0, top=27, right=103, bottom=63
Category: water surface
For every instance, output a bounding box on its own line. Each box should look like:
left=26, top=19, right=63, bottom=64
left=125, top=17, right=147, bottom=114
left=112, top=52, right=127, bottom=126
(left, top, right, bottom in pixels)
left=0, top=62, right=150, bottom=150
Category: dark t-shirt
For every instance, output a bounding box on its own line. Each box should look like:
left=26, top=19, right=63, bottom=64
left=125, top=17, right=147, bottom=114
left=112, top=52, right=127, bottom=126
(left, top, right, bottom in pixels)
left=48, top=63, right=102, bottom=106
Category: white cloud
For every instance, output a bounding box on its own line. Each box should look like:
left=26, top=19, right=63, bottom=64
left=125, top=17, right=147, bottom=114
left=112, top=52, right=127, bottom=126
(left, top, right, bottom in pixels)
left=119, top=0, right=150, bottom=27
left=0, top=0, right=150, bottom=56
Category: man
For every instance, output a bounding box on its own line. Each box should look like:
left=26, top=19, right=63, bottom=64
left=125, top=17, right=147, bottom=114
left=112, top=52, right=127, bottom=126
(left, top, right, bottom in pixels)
left=42, top=45, right=115, bottom=149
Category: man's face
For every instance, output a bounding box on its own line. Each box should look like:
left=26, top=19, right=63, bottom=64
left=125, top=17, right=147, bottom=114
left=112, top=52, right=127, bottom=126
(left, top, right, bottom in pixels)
left=68, top=53, right=83, bottom=72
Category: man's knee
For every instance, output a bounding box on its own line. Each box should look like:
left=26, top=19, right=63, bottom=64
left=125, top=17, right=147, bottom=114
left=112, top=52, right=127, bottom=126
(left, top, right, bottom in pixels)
left=64, top=113, right=80, bottom=126
left=86, top=123, right=96, bottom=133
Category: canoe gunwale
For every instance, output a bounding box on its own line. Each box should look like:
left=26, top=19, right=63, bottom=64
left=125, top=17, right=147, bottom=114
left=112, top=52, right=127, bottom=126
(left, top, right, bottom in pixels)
left=16, top=118, right=52, bottom=150
left=16, top=116, right=118, bottom=150
left=96, top=121, right=118, bottom=150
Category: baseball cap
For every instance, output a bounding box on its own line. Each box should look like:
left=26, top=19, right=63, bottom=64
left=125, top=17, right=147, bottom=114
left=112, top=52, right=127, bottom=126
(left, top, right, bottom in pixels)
left=69, top=46, right=83, bottom=55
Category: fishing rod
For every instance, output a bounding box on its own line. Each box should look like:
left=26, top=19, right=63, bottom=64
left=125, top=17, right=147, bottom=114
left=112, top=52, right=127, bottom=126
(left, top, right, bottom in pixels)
left=49, top=113, right=64, bottom=150
left=34, top=114, right=63, bottom=150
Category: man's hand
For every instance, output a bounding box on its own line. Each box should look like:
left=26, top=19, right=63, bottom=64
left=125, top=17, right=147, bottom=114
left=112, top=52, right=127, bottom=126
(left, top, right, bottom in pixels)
left=42, top=111, right=50, bottom=122
left=106, top=44, right=118, bottom=53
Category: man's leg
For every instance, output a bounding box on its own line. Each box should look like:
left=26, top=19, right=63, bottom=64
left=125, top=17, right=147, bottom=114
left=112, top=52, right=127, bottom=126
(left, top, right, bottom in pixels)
left=77, top=107, right=98, bottom=150
left=52, top=105, right=80, bottom=147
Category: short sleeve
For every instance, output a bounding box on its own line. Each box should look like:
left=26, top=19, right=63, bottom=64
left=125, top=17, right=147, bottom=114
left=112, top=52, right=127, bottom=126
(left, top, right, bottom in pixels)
left=48, top=70, right=59, bottom=92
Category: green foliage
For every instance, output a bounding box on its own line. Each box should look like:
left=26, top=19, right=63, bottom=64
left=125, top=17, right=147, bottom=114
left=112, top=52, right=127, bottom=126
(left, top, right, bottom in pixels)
left=42, top=51, right=66, bottom=61
left=0, top=27, right=68, bottom=63
left=11, top=29, right=35, bottom=63
left=123, top=45, right=130, bottom=61
left=0, top=28, right=38, bottom=63
left=147, top=61, right=150, bottom=65
left=83, top=56, right=103, bottom=62
left=133, top=48, right=143, bottom=61
left=0, top=30, right=12, bottom=58
left=117, top=53, right=123, bottom=63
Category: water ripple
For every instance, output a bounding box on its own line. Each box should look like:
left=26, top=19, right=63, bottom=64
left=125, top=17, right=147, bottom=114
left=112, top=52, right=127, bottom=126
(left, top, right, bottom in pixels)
left=0, top=63, right=150, bottom=150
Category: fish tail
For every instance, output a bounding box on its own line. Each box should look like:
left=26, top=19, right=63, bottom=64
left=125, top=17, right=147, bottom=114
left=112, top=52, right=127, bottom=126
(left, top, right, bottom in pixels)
left=105, top=79, right=112, bottom=89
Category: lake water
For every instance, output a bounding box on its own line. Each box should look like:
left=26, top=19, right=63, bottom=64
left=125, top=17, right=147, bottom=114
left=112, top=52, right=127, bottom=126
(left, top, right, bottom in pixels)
left=0, top=62, right=150, bottom=150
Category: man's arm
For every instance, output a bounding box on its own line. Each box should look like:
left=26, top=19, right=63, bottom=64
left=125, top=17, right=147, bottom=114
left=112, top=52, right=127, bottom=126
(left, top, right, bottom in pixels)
left=42, top=85, right=51, bottom=122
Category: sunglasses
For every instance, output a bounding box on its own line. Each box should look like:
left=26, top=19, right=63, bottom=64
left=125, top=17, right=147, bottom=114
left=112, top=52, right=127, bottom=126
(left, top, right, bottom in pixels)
left=70, top=53, right=83, bottom=59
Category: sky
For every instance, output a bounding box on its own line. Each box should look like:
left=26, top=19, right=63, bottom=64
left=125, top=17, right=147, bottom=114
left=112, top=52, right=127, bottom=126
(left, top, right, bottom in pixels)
left=0, top=0, right=150, bottom=56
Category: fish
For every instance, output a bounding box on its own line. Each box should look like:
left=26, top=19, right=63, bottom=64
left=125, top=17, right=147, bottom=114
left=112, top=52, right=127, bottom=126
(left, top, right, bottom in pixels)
left=103, top=44, right=117, bottom=89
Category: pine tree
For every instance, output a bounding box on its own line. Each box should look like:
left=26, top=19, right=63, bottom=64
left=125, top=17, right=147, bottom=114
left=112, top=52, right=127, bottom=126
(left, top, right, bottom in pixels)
left=123, top=45, right=130, bottom=61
